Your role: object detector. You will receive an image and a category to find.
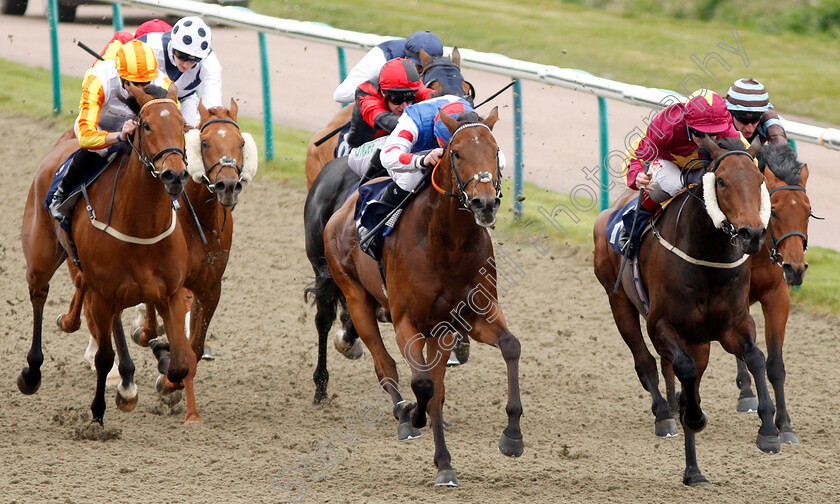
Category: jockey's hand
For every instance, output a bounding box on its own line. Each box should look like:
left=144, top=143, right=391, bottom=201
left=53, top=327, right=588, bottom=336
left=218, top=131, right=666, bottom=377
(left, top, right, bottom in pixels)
left=423, top=148, right=444, bottom=167
left=121, top=119, right=138, bottom=138
left=635, top=171, right=651, bottom=188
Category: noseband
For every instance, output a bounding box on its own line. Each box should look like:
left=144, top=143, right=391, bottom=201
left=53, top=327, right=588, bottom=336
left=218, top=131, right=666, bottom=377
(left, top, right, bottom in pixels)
left=128, top=98, right=187, bottom=178
left=421, top=59, right=475, bottom=101
left=703, top=149, right=764, bottom=242
left=195, top=117, right=245, bottom=191
left=431, top=122, right=502, bottom=211
left=766, top=184, right=809, bottom=264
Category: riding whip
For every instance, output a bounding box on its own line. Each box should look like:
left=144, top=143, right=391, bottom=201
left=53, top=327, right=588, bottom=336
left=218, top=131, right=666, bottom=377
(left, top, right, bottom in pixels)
left=474, top=81, right=516, bottom=109
left=313, top=120, right=350, bottom=147
left=77, top=40, right=105, bottom=62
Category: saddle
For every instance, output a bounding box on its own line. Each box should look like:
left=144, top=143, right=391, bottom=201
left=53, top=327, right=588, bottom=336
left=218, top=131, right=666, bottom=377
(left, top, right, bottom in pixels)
left=354, top=179, right=404, bottom=262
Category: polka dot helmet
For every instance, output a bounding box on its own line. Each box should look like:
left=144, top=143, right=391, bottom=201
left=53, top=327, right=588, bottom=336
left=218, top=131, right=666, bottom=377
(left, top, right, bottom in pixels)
left=171, top=16, right=212, bottom=60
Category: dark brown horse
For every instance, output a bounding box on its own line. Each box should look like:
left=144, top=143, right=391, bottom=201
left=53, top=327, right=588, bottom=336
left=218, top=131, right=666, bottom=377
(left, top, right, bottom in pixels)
left=322, top=107, right=522, bottom=487
left=54, top=100, right=258, bottom=422
left=19, top=84, right=195, bottom=425
left=304, top=48, right=475, bottom=189
left=594, top=137, right=778, bottom=486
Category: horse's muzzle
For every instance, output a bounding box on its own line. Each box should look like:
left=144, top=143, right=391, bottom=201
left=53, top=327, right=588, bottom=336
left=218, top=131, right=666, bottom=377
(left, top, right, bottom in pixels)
left=736, top=226, right=766, bottom=255
left=782, top=262, right=808, bottom=286
left=213, top=179, right=243, bottom=207
left=160, top=169, right=190, bottom=196
left=470, top=197, right=500, bottom=227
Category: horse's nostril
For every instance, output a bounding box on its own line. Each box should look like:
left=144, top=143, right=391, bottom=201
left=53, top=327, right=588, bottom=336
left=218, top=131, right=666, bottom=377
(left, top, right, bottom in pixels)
left=214, top=181, right=226, bottom=193
left=470, top=198, right=484, bottom=210
left=804, top=264, right=809, bottom=271
left=160, top=170, right=175, bottom=183
left=234, top=182, right=243, bottom=194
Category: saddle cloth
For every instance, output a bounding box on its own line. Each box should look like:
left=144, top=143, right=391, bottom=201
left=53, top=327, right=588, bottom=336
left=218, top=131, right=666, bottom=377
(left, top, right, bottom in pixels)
left=354, top=179, right=403, bottom=262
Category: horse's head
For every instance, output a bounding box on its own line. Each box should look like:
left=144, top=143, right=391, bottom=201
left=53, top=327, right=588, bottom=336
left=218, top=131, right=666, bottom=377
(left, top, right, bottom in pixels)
left=185, top=98, right=258, bottom=207
left=702, top=136, right=767, bottom=255
left=127, top=83, right=189, bottom=197
left=758, top=143, right=811, bottom=285
left=420, top=48, right=475, bottom=104
left=436, top=106, right=501, bottom=227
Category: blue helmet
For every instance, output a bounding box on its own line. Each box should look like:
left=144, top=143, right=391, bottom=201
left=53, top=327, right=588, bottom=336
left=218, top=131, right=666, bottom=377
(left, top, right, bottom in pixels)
left=433, top=99, right=475, bottom=145
left=404, top=31, right=443, bottom=66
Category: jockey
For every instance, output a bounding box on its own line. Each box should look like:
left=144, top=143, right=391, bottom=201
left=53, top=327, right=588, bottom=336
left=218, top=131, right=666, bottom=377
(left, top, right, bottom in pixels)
left=618, top=89, right=744, bottom=255
left=136, top=16, right=223, bottom=127
left=48, top=40, right=170, bottom=221
left=99, top=19, right=173, bottom=60
left=345, top=58, right=435, bottom=150
left=725, top=78, right=787, bottom=145
left=378, top=95, right=506, bottom=206
left=333, top=30, right=444, bottom=104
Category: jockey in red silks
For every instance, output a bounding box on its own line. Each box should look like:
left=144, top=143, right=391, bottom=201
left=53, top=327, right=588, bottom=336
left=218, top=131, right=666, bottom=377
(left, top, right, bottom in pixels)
left=99, top=19, right=172, bottom=60
left=725, top=78, right=787, bottom=146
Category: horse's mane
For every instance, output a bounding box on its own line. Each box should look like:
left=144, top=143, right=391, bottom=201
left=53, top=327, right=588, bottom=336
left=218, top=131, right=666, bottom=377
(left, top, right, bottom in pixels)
left=144, top=85, right=169, bottom=100
left=756, top=143, right=802, bottom=184
left=456, top=111, right=482, bottom=124
left=714, top=137, right=747, bottom=152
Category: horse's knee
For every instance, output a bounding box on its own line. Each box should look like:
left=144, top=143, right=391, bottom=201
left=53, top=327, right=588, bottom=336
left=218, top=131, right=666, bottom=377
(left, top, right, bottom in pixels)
left=411, top=374, right=434, bottom=401
left=765, top=355, right=785, bottom=384
left=671, top=353, right=697, bottom=384
left=498, top=333, right=520, bottom=361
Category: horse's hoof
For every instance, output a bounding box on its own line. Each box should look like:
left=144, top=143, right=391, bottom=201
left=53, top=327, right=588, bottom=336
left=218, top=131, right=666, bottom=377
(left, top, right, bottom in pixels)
left=780, top=430, right=800, bottom=445
left=17, top=369, right=40, bottom=395
left=498, top=433, right=524, bottom=457
left=313, top=390, right=327, bottom=405
left=333, top=331, right=363, bottom=360
left=684, top=411, right=707, bottom=433
left=453, top=339, right=470, bottom=365
left=398, top=421, right=422, bottom=442
left=737, top=396, right=758, bottom=413
left=683, top=471, right=710, bottom=487
left=115, top=390, right=138, bottom=412
left=131, top=327, right=143, bottom=346
left=756, top=434, right=781, bottom=454
left=446, top=352, right=461, bottom=367
left=155, top=374, right=164, bottom=393
left=55, top=314, right=64, bottom=330
left=201, top=345, right=215, bottom=361
left=184, top=414, right=203, bottom=424
left=434, top=469, right=459, bottom=487
left=655, top=418, right=679, bottom=438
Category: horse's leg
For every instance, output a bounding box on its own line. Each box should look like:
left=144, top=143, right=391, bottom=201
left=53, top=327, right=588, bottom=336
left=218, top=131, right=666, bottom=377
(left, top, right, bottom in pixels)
left=87, top=293, right=115, bottom=425
left=734, top=356, right=758, bottom=413
left=651, top=321, right=705, bottom=433
left=311, top=275, right=340, bottom=404
left=660, top=358, right=678, bottom=416
left=720, top=319, right=781, bottom=454
left=56, top=259, right=84, bottom=333
left=760, top=290, right=797, bottom=444
left=334, top=299, right=363, bottom=359
left=425, top=337, right=458, bottom=487
left=112, top=317, right=138, bottom=412
left=469, top=316, right=524, bottom=458
left=394, top=319, right=433, bottom=432
left=132, top=303, right=160, bottom=347
left=678, top=344, right=711, bottom=487
left=157, top=288, right=200, bottom=423
left=609, top=293, right=676, bottom=437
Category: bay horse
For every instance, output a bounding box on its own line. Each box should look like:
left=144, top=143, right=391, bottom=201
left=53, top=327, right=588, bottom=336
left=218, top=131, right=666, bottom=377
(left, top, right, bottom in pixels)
left=593, top=137, right=777, bottom=486
left=304, top=47, right=475, bottom=189
left=54, top=100, right=258, bottom=422
left=323, top=107, right=523, bottom=487
left=19, top=84, right=195, bottom=425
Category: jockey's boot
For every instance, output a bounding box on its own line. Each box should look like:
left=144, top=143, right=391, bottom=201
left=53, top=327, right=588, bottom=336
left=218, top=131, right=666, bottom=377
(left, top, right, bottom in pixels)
left=359, top=149, right=387, bottom=185
left=619, top=192, right=658, bottom=258
left=49, top=149, right=98, bottom=222
left=380, top=180, right=411, bottom=208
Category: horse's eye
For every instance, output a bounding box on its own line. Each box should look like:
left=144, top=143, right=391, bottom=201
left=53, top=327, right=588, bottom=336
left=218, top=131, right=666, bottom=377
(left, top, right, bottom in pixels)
left=451, top=150, right=460, bottom=159
left=770, top=207, right=777, bottom=218
left=143, top=122, right=151, bottom=132
left=201, top=140, right=209, bottom=150
left=716, top=178, right=725, bottom=188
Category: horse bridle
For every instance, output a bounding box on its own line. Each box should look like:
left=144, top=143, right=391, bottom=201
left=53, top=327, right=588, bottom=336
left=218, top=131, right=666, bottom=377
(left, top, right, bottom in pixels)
left=127, top=98, right=187, bottom=178
left=196, top=117, right=245, bottom=191
left=421, top=59, right=475, bottom=101
left=766, top=184, right=809, bottom=264
left=705, top=149, right=757, bottom=240
left=435, top=122, right=502, bottom=210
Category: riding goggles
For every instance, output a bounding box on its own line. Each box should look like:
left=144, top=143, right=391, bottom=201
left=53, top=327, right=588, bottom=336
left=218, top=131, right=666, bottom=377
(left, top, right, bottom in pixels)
left=687, top=126, right=719, bottom=140
left=385, top=91, right=416, bottom=105
left=173, top=49, right=202, bottom=64
left=730, top=111, right=762, bottom=124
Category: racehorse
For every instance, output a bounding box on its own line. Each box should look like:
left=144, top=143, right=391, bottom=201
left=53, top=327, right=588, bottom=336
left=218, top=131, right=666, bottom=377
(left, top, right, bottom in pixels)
left=593, top=137, right=778, bottom=486
left=322, top=107, right=523, bottom=487
left=728, top=143, right=810, bottom=443
left=19, top=84, right=195, bottom=425
left=303, top=47, right=475, bottom=189
left=54, top=100, right=258, bottom=422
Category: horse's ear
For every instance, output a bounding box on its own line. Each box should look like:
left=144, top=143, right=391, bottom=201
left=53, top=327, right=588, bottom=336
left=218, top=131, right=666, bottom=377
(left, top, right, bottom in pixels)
left=166, top=82, right=179, bottom=103
left=747, top=136, right=761, bottom=158
left=419, top=48, right=434, bottom=69
left=763, top=164, right=780, bottom=185
left=229, top=98, right=238, bottom=122
left=199, top=101, right=210, bottom=124
left=482, top=106, right=499, bottom=130
left=438, top=107, right=460, bottom=133
left=703, top=136, right=725, bottom=160
left=799, top=163, right=809, bottom=186
left=451, top=46, right=460, bottom=67
left=126, top=81, right=149, bottom=105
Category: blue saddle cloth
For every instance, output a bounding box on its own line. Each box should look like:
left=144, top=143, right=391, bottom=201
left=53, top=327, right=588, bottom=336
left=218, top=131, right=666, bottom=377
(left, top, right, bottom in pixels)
left=606, top=197, right=654, bottom=255
left=354, top=179, right=401, bottom=262
left=43, top=146, right=119, bottom=232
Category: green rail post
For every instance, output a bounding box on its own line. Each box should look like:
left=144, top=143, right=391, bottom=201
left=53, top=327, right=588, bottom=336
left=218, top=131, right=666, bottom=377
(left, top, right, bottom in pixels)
left=337, top=47, right=348, bottom=81
left=258, top=32, right=273, bottom=161
left=788, top=138, right=798, bottom=153
left=47, top=0, right=61, bottom=115
left=512, top=78, right=524, bottom=219
left=112, top=3, right=124, bottom=31
left=598, top=96, right=609, bottom=211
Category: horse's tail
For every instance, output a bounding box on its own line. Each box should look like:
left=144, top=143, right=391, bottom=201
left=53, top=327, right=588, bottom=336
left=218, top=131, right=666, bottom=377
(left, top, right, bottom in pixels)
left=304, top=268, right=342, bottom=309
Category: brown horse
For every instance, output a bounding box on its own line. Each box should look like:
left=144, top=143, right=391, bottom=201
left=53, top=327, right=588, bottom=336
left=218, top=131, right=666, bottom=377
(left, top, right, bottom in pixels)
left=19, top=84, right=195, bottom=425
left=304, top=48, right=475, bottom=189
left=55, top=100, right=258, bottom=421
left=323, top=107, right=522, bottom=487
left=594, top=137, right=778, bottom=486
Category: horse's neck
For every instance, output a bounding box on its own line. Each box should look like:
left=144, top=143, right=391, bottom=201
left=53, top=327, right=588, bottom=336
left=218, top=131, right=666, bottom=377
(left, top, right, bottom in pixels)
left=101, top=153, right=173, bottom=232
left=425, top=184, right=485, bottom=254
left=666, top=191, right=742, bottom=262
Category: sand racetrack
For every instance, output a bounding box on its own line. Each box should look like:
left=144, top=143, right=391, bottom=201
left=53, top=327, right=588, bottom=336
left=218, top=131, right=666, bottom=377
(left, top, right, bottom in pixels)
left=1, top=109, right=840, bottom=504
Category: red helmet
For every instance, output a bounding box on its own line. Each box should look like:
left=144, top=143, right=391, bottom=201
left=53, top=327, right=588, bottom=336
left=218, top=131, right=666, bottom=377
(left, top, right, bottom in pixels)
left=134, top=19, right=172, bottom=39
left=379, top=58, right=422, bottom=95
left=683, top=90, right=732, bottom=134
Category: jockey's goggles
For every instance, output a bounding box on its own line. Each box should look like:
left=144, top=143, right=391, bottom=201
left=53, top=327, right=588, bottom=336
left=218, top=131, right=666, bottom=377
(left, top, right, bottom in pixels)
left=385, top=91, right=416, bottom=105
left=687, top=126, right=719, bottom=140
left=173, top=49, right=202, bottom=63
left=730, top=111, right=762, bottom=124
